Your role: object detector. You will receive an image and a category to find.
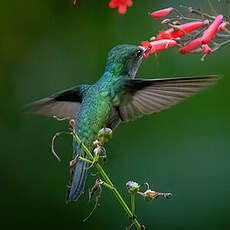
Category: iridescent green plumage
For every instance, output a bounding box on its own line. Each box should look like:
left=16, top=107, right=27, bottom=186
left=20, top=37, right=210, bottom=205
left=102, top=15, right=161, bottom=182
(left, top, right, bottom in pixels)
left=67, top=44, right=144, bottom=200
left=25, top=44, right=218, bottom=202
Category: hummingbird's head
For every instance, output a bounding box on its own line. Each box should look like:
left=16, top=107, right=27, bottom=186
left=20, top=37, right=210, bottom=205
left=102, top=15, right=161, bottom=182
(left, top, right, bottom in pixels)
left=105, top=44, right=147, bottom=78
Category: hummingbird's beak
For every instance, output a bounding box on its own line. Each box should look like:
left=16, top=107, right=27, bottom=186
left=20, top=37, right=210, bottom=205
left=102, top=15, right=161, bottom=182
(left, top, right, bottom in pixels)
left=138, top=46, right=148, bottom=59
left=139, top=46, right=148, bottom=52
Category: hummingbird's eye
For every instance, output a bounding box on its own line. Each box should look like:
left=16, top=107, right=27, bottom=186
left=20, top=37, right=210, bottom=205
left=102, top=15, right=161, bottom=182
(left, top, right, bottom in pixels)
left=136, top=49, right=143, bottom=58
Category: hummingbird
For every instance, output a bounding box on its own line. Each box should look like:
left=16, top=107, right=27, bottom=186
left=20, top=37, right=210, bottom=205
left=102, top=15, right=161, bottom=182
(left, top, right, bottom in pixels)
left=25, top=44, right=217, bottom=202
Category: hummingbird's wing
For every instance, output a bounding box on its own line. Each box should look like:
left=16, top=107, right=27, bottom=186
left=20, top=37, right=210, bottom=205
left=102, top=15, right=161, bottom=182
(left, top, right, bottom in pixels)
left=118, top=76, right=218, bottom=122
left=24, top=84, right=91, bottom=120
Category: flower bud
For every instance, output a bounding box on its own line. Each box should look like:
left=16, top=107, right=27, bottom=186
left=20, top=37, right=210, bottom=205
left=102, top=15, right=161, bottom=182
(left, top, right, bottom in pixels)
left=201, top=15, right=223, bottom=44
left=94, top=146, right=102, bottom=155
left=218, top=21, right=227, bottom=31
left=126, top=181, right=140, bottom=192
left=203, top=19, right=210, bottom=26
left=93, top=140, right=101, bottom=147
left=202, top=44, right=212, bottom=54
left=151, top=7, right=174, bottom=18
left=179, top=38, right=202, bottom=54
left=98, top=128, right=112, bottom=143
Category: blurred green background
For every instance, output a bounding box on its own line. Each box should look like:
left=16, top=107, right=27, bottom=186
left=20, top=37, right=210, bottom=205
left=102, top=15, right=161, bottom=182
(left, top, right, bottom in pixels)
left=1, top=0, right=230, bottom=229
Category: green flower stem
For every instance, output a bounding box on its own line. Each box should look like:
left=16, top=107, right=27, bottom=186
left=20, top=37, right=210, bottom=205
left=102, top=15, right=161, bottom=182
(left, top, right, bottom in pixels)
left=99, top=180, right=114, bottom=190
left=131, top=192, right=136, bottom=216
left=79, top=156, right=93, bottom=164
left=72, top=131, right=94, bottom=160
left=72, top=130, right=141, bottom=230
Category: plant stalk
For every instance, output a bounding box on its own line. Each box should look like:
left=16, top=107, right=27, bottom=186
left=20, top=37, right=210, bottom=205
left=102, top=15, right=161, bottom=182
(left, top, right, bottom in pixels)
left=131, top=191, right=136, bottom=216
left=72, top=130, right=141, bottom=230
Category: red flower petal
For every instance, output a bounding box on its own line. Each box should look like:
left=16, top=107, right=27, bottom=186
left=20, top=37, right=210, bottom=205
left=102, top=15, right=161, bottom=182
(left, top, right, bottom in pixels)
left=126, top=0, right=133, bottom=6
left=140, top=42, right=152, bottom=59
left=151, top=7, right=174, bottom=18
left=157, top=30, right=171, bottom=40
left=149, top=39, right=176, bottom=53
left=177, top=21, right=204, bottom=34
left=150, top=36, right=156, bottom=41
left=157, top=21, right=204, bottom=40
left=218, top=21, right=227, bottom=31
left=202, top=44, right=212, bottom=54
left=109, top=0, right=133, bottom=14
left=179, top=38, right=202, bottom=54
left=141, top=40, right=176, bottom=59
left=109, top=1, right=118, bottom=8
left=118, top=4, right=127, bottom=14
left=143, top=50, right=151, bottom=59
left=201, top=15, right=223, bottom=44
left=141, top=41, right=152, bottom=48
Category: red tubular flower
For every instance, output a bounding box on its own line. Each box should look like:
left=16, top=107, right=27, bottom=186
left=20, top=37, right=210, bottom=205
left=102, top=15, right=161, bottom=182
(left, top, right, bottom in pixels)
left=179, top=38, right=202, bottom=54
left=149, top=39, right=176, bottom=53
left=140, top=41, right=152, bottom=59
left=202, top=44, right=212, bottom=54
left=151, top=7, right=174, bottom=18
left=145, top=40, right=176, bottom=58
left=143, top=51, right=151, bottom=59
left=218, top=21, right=227, bottom=31
left=157, top=21, right=204, bottom=40
left=141, top=41, right=152, bottom=48
left=201, top=15, right=223, bottom=44
left=150, top=36, right=156, bottom=41
left=109, top=0, right=133, bottom=14
left=141, top=39, right=176, bottom=59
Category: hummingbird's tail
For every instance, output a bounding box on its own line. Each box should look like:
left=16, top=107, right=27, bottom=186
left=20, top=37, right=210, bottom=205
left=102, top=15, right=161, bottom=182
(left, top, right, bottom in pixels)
left=67, top=159, right=88, bottom=202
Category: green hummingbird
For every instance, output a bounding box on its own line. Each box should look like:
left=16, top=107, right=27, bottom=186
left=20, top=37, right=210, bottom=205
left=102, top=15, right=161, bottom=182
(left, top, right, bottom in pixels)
left=25, top=44, right=217, bottom=202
